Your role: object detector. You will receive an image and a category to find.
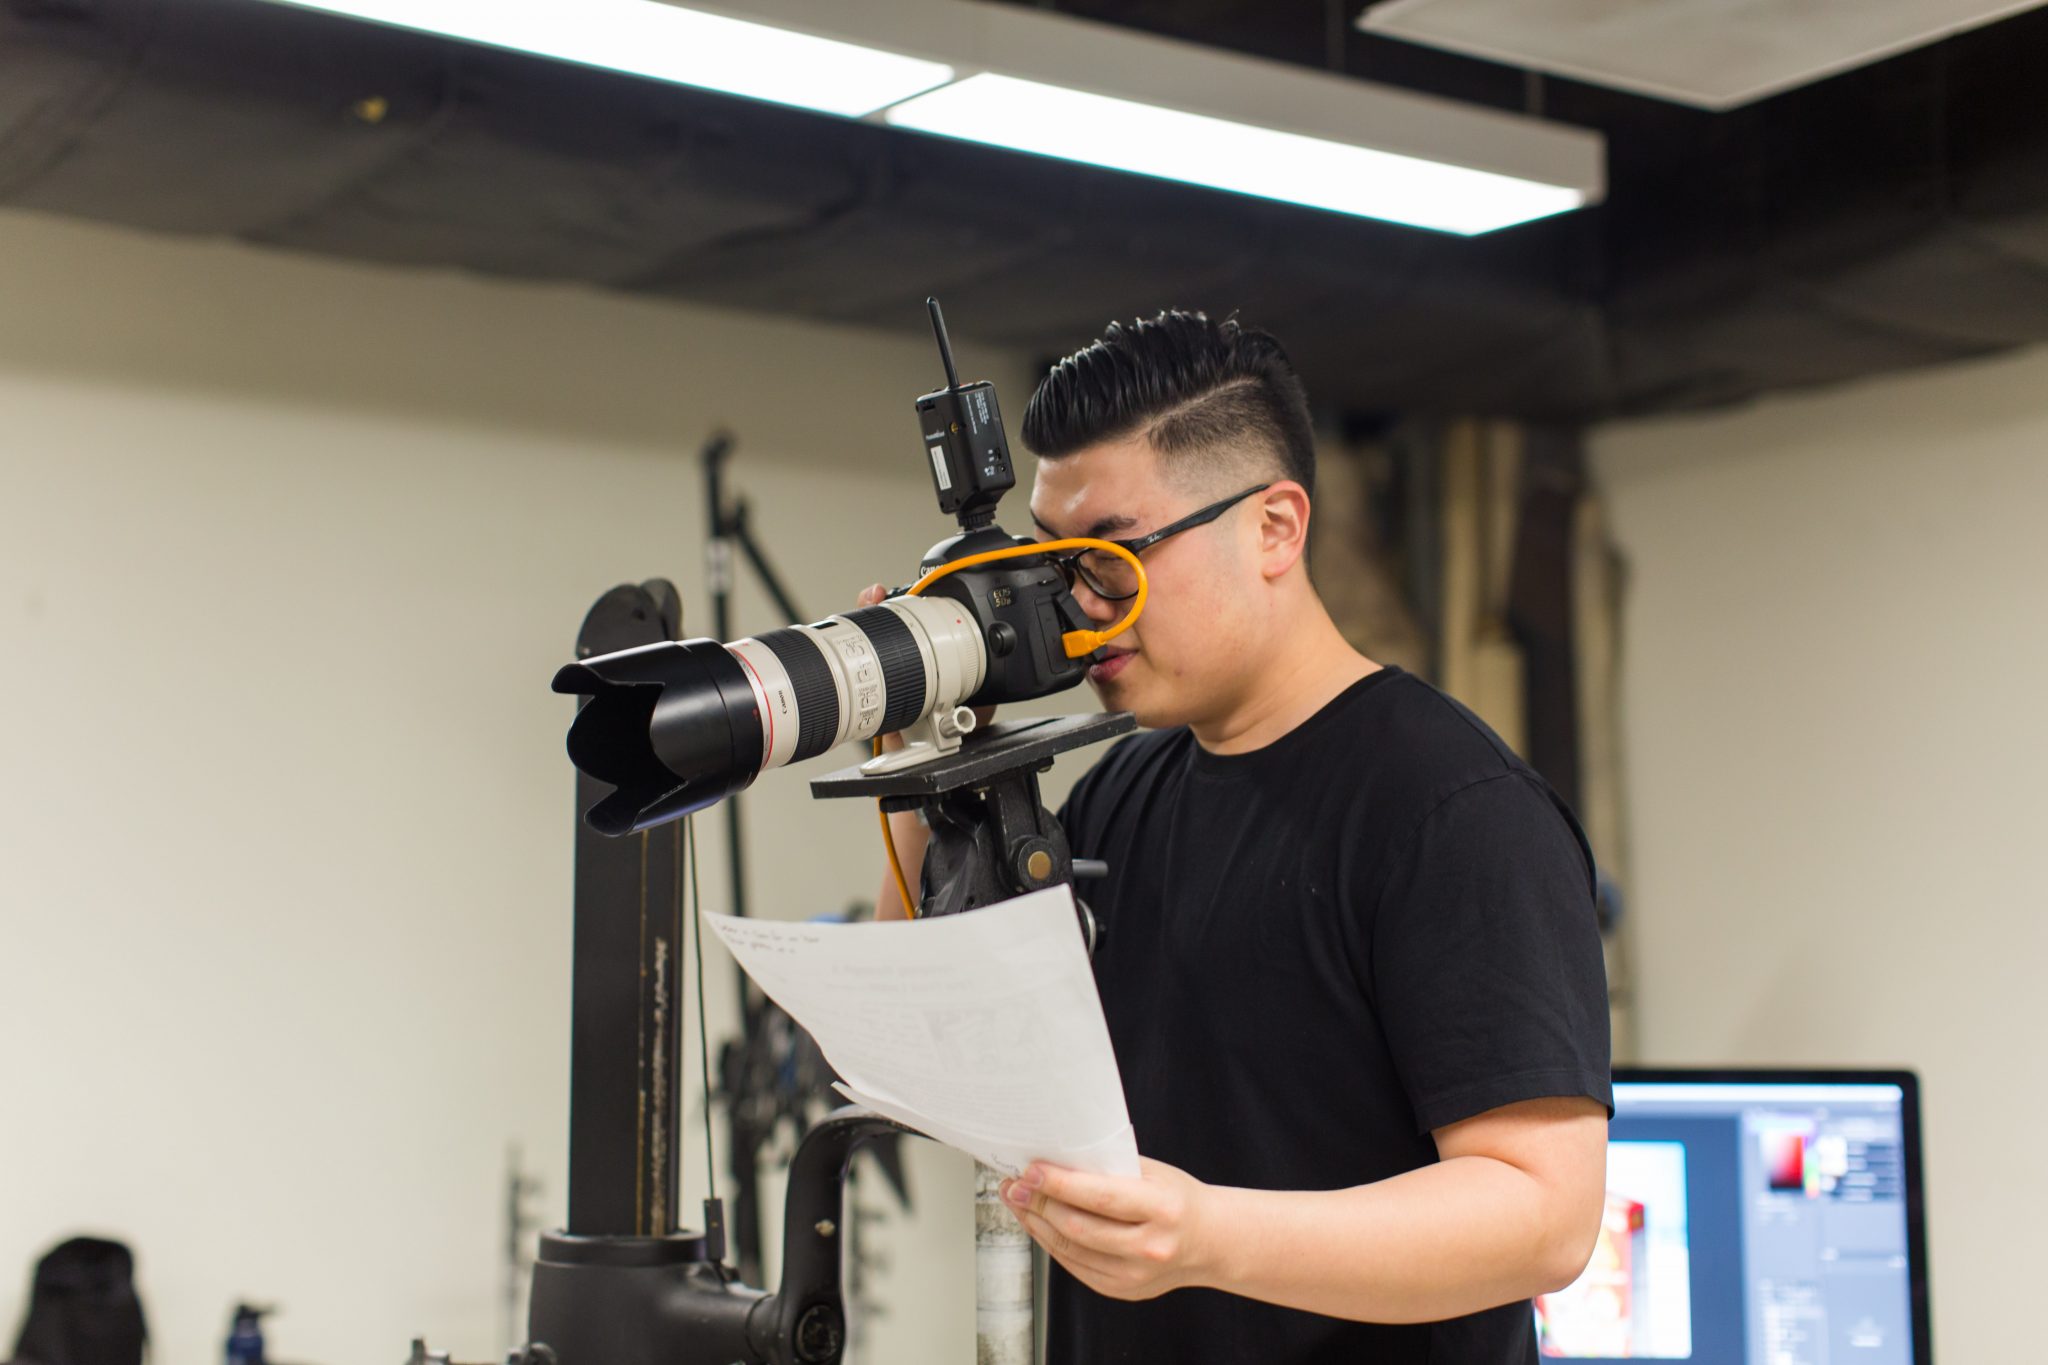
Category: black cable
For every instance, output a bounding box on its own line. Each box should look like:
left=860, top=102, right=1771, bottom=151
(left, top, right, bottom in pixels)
left=687, top=814, right=730, bottom=1277
left=689, top=814, right=717, bottom=1201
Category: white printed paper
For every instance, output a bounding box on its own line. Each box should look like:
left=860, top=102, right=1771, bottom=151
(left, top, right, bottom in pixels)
left=705, top=885, right=1139, bottom=1177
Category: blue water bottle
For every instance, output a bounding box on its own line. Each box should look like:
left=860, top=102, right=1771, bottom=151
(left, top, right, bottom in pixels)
left=225, top=1304, right=268, bottom=1365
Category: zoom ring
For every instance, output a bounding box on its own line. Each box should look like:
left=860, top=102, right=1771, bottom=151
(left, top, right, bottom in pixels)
left=847, top=606, right=929, bottom=734
left=755, top=628, right=840, bottom=763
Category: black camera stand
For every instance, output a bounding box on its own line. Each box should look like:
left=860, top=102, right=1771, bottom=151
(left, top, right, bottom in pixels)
left=413, top=715, right=1134, bottom=1365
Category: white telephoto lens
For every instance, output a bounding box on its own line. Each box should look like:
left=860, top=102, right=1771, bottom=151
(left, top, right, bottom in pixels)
left=724, top=596, right=987, bottom=774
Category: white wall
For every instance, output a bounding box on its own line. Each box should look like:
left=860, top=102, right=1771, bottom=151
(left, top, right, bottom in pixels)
left=1593, top=351, right=2048, bottom=1362
left=0, top=210, right=1080, bottom=1365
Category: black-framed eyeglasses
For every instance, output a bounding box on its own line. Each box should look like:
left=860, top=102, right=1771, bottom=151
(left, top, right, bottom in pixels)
left=1051, top=483, right=1272, bottom=602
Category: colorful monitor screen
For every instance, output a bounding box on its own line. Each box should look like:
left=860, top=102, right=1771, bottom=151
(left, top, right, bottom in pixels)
left=1538, top=1070, right=1930, bottom=1364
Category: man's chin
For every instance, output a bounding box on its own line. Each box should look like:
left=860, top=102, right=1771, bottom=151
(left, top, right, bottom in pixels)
left=1086, top=672, right=1132, bottom=712
left=1088, top=677, right=1179, bottom=731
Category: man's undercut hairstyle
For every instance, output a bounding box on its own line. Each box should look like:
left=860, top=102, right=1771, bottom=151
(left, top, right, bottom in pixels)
left=1021, top=310, right=1316, bottom=499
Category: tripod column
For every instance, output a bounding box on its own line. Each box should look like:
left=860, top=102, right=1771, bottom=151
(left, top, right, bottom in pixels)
left=976, top=1164, right=1034, bottom=1365
left=567, top=582, right=686, bottom=1236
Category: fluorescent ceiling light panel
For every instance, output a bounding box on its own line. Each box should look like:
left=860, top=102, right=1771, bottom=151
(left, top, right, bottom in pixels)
left=263, top=0, right=1601, bottom=235
left=884, top=73, right=1587, bottom=236
left=265, top=0, right=955, bottom=117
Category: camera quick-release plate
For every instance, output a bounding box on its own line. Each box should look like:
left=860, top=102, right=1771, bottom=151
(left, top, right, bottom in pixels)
left=810, top=713, right=1133, bottom=802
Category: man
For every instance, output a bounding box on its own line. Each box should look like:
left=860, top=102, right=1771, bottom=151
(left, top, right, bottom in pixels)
left=863, top=310, right=1610, bottom=1363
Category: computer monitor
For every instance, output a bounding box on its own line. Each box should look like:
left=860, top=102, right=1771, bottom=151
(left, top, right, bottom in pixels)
left=1537, top=1069, right=1932, bottom=1363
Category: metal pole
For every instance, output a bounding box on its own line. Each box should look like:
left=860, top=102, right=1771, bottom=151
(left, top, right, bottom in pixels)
left=702, top=433, right=770, bottom=1282
left=704, top=431, right=815, bottom=1286
left=975, top=1164, right=1034, bottom=1365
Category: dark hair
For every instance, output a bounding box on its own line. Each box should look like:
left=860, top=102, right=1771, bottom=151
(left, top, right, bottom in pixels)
left=1021, top=310, right=1315, bottom=499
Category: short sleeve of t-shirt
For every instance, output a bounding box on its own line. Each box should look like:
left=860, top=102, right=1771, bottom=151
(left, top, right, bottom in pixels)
left=1369, top=770, right=1613, bottom=1135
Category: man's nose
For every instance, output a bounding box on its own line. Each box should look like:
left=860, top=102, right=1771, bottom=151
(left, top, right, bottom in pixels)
left=1071, top=577, right=1122, bottom=625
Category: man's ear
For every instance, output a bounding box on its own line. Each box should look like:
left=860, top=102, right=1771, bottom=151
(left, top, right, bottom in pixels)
left=1255, top=481, right=1311, bottom=581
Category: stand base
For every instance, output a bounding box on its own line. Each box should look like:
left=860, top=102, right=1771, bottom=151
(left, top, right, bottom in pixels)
left=528, top=1247, right=758, bottom=1365
left=522, top=1108, right=904, bottom=1365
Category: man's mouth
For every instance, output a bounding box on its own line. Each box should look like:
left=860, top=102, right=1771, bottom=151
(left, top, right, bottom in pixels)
left=1088, top=649, right=1136, bottom=685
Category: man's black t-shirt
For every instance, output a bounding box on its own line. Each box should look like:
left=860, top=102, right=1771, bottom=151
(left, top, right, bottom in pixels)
left=1048, top=666, right=1612, bottom=1365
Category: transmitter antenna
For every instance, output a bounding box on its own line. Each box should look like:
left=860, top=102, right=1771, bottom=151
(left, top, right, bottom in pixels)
left=927, top=296, right=962, bottom=392
left=914, top=298, right=1015, bottom=531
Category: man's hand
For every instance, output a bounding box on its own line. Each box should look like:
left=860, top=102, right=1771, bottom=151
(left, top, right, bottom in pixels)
left=1001, top=1157, right=1215, bottom=1301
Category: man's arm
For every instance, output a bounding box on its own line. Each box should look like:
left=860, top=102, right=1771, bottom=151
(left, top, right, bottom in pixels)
left=1004, top=1094, right=1607, bottom=1321
left=874, top=806, right=927, bottom=920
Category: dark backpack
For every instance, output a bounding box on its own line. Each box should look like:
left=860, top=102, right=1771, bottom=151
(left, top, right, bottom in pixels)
left=10, top=1238, right=148, bottom=1365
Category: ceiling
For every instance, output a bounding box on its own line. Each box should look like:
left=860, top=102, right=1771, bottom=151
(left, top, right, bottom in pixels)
left=1362, top=0, right=2048, bottom=110
left=5, top=0, right=2048, bottom=423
